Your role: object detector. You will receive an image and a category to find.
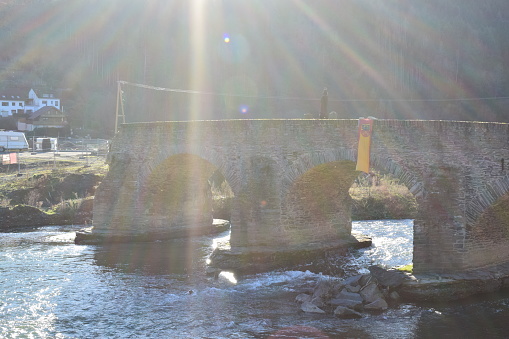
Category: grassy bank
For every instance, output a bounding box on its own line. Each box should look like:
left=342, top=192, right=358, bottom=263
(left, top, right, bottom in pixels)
left=0, top=152, right=108, bottom=229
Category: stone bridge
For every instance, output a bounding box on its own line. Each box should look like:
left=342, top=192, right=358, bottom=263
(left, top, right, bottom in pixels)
left=84, top=119, right=509, bottom=275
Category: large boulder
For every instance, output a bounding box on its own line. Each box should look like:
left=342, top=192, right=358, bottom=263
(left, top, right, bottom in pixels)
left=334, top=306, right=362, bottom=319
left=368, top=265, right=407, bottom=288
left=364, top=298, right=388, bottom=311
left=335, top=289, right=363, bottom=302
left=301, top=301, right=326, bottom=314
left=313, top=279, right=343, bottom=300
left=344, top=284, right=361, bottom=293
left=329, top=298, right=363, bottom=311
left=295, top=293, right=312, bottom=303
left=343, top=274, right=364, bottom=286
left=360, top=282, right=384, bottom=304
left=0, top=205, right=50, bottom=230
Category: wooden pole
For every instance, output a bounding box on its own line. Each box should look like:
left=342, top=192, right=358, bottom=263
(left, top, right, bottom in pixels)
left=120, top=83, right=125, bottom=125
left=114, top=81, right=126, bottom=134
left=115, top=81, right=120, bottom=133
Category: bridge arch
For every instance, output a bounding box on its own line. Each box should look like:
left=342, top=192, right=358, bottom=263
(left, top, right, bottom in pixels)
left=144, top=147, right=242, bottom=197
left=140, top=154, right=216, bottom=233
left=370, top=154, right=425, bottom=199
left=137, top=153, right=233, bottom=227
left=281, top=149, right=356, bottom=195
left=280, top=150, right=423, bottom=248
left=467, top=175, right=509, bottom=225
left=460, top=176, right=509, bottom=270
left=281, top=151, right=424, bottom=200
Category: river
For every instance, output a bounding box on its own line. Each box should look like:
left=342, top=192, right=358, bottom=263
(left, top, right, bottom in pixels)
left=2, top=220, right=509, bottom=338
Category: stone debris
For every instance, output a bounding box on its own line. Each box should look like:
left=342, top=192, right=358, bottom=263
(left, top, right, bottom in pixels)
left=333, top=306, right=363, bottom=319
left=368, top=265, right=407, bottom=288
left=295, top=293, right=312, bottom=303
left=301, top=301, right=326, bottom=314
left=296, top=265, right=409, bottom=318
left=336, top=290, right=364, bottom=302
left=345, top=284, right=361, bottom=293
left=329, top=298, right=363, bottom=311
left=364, top=298, right=388, bottom=311
left=360, top=282, right=384, bottom=304
left=389, top=291, right=401, bottom=301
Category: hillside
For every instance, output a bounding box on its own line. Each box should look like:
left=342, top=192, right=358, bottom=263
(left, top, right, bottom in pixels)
left=1, top=0, right=509, bottom=135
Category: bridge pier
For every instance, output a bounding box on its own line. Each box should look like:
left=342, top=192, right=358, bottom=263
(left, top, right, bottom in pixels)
left=412, top=166, right=467, bottom=273
left=228, top=156, right=284, bottom=248
left=210, top=160, right=372, bottom=273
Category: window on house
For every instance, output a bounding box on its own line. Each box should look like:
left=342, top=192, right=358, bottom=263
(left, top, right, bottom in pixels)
left=55, top=101, right=59, bottom=106
left=1, top=102, right=7, bottom=106
left=11, top=102, right=15, bottom=106
left=42, top=101, right=47, bottom=105
left=11, top=110, right=15, bottom=114
left=19, top=103, right=22, bottom=106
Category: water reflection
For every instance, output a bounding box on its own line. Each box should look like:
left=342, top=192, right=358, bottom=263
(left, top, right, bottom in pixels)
left=414, top=290, right=509, bottom=338
left=93, top=238, right=211, bottom=276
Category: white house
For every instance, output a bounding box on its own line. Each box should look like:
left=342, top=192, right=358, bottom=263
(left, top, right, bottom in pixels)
left=24, top=89, right=61, bottom=113
left=0, top=88, right=62, bottom=117
left=0, top=88, right=26, bottom=117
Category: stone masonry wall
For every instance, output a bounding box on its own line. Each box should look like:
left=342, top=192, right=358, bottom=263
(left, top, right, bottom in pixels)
left=93, top=119, right=509, bottom=274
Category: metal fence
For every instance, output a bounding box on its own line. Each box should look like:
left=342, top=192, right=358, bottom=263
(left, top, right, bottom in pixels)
left=0, top=138, right=110, bottom=181
left=28, top=137, right=110, bottom=155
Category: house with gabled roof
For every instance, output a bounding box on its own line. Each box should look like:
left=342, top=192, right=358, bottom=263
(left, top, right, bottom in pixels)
left=25, top=88, right=62, bottom=113
left=0, top=88, right=66, bottom=132
left=17, top=106, right=68, bottom=131
left=0, top=88, right=62, bottom=117
left=0, top=88, right=27, bottom=117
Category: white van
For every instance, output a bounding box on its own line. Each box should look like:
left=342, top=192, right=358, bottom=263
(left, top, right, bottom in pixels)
left=35, top=137, right=58, bottom=151
left=0, top=131, right=29, bottom=153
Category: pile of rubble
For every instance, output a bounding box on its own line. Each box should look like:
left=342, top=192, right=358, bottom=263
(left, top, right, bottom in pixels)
left=295, top=266, right=408, bottom=318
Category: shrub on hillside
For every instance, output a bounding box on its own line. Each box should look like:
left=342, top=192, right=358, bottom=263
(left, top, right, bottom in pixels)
left=350, top=175, right=417, bottom=220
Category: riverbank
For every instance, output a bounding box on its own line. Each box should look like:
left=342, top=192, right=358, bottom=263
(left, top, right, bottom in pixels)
left=0, top=152, right=107, bottom=231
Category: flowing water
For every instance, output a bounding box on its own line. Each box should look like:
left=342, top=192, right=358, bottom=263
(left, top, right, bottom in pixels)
left=2, top=220, right=509, bottom=338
